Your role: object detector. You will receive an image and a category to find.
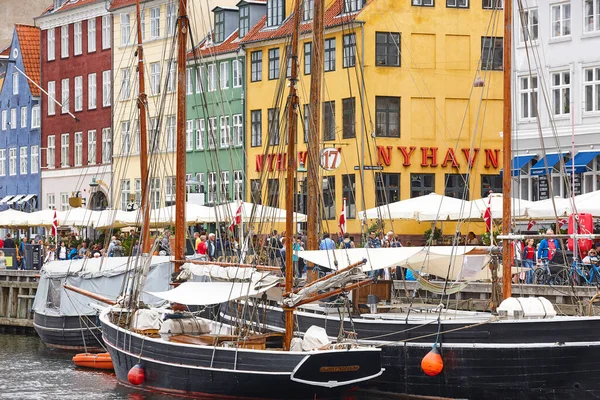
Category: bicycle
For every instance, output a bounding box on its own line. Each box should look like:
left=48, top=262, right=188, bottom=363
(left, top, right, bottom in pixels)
left=533, top=258, right=553, bottom=285
left=554, top=261, right=600, bottom=286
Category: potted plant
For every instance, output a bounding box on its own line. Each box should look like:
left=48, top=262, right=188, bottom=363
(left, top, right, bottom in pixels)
left=424, top=227, right=443, bottom=245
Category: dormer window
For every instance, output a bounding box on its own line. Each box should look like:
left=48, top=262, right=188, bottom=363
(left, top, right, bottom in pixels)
left=239, top=6, right=250, bottom=38
left=214, top=12, right=225, bottom=43
left=267, top=0, right=285, bottom=27
left=303, top=0, right=314, bottom=21
left=344, top=0, right=365, bottom=13
left=54, top=0, right=68, bottom=10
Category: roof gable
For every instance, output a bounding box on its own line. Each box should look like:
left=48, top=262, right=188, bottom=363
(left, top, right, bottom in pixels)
left=13, top=25, right=41, bottom=97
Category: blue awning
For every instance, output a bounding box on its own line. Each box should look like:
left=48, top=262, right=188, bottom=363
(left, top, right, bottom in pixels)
left=530, top=153, right=567, bottom=176
left=507, top=154, right=536, bottom=176
left=563, top=151, right=600, bottom=174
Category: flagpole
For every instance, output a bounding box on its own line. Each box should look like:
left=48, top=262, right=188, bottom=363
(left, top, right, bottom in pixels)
left=239, top=201, right=244, bottom=261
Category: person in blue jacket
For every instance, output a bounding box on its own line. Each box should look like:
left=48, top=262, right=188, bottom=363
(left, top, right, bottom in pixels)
left=537, top=229, right=560, bottom=261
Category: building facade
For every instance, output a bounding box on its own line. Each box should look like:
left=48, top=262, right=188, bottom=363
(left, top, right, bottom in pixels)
left=0, top=25, right=41, bottom=212
left=512, top=0, right=600, bottom=201
left=242, top=0, right=504, bottom=235
left=36, top=0, right=113, bottom=211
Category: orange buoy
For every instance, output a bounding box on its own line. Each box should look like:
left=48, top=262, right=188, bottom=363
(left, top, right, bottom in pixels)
left=128, top=363, right=145, bottom=385
left=72, top=352, right=114, bottom=370
left=421, top=346, right=444, bottom=376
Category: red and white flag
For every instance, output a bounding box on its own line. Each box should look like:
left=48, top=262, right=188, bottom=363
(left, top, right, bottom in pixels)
left=338, top=197, right=347, bottom=236
left=558, top=218, right=567, bottom=227
left=228, top=202, right=243, bottom=232
left=527, top=220, right=536, bottom=230
left=483, top=195, right=492, bottom=233
left=51, top=210, right=58, bottom=237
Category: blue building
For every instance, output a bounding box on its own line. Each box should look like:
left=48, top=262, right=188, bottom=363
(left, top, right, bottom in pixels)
left=0, top=25, right=41, bottom=212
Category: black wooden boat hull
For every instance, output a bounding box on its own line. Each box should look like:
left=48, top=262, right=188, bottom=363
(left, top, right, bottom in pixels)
left=100, top=311, right=383, bottom=399
left=33, top=312, right=104, bottom=352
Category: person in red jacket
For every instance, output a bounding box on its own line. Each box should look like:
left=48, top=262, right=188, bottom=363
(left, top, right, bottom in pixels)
left=196, top=235, right=207, bottom=258
left=523, top=238, right=536, bottom=284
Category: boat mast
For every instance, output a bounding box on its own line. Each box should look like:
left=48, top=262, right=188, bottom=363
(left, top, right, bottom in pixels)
left=284, top=0, right=302, bottom=351
left=502, top=0, right=512, bottom=299
left=174, top=0, right=188, bottom=272
left=306, top=0, right=324, bottom=283
left=135, top=0, right=151, bottom=254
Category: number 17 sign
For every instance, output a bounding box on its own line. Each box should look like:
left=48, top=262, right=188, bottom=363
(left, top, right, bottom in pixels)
left=320, top=147, right=342, bottom=171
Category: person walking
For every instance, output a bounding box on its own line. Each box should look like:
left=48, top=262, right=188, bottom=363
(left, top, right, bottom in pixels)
left=207, top=233, right=217, bottom=261
left=18, top=237, right=28, bottom=270
left=523, top=238, right=536, bottom=284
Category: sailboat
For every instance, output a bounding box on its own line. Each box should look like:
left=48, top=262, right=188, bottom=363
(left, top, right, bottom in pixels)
left=95, top=0, right=383, bottom=397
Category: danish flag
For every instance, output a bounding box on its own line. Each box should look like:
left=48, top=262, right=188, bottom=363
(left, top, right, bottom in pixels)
left=483, top=195, right=492, bottom=233
left=228, top=202, right=243, bottom=232
left=51, top=210, right=58, bottom=237
left=339, top=198, right=347, bottom=236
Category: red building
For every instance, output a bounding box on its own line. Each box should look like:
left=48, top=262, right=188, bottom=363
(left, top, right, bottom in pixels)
left=36, top=0, right=112, bottom=211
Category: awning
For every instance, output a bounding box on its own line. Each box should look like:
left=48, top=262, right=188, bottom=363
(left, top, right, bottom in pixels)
left=7, top=195, right=24, bottom=205
left=564, top=151, right=600, bottom=174
left=0, top=195, right=13, bottom=204
left=500, top=154, right=537, bottom=177
left=530, top=153, right=567, bottom=176
left=17, top=194, right=35, bottom=204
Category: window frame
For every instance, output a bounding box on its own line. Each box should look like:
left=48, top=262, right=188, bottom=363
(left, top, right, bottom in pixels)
left=519, top=74, right=538, bottom=120
left=343, top=33, right=356, bottom=68
left=375, top=173, right=400, bottom=206
left=446, top=0, right=469, bottom=8
left=551, top=2, right=572, bottom=39
left=88, top=18, right=96, bottom=53
left=323, top=101, right=336, bottom=141
left=375, top=32, right=401, bottom=67
left=342, top=97, right=356, bottom=139
left=268, top=48, right=280, bottom=80
left=410, top=173, right=435, bottom=198
left=584, top=0, right=600, bottom=34
left=444, top=173, right=470, bottom=199
left=251, top=51, right=263, bottom=82
left=584, top=66, right=600, bottom=113
left=375, top=96, right=401, bottom=137
left=324, top=38, right=336, bottom=72
left=551, top=70, right=571, bottom=116
left=481, top=36, right=503, bottom=71
left=251, top=110, right=262, bottom=147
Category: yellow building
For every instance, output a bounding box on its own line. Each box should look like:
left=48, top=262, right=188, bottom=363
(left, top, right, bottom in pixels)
left=242, top=0, right=505, bottom=239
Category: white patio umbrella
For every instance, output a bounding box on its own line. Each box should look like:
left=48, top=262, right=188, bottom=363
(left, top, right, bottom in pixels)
left=149, top=204, right=216, bottom=226
left=525, top=196, right=573, bottom=219
left=358, top=193, right=470, bottom=221
left=0, top=209, right=30, bottom=227
left=457, top=193, right=533, bottom=220
left=212, top=201, right=307, bottom=223
left=24, top=209, right=56, bottom=227
left=57, top=208, right=103, bottom=227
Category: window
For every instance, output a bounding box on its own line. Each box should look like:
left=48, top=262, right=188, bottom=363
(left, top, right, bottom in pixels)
left=20, top=107, right=27, bottom=128
left=186, top=120, right=194, bottom=151
left=121, top=121, right=131, bottom=154
left=342, top=97, right=355, bottom=138
left=303, top=0, right=314, bottom=20
left=344, top=0, right=365, bottom=12
left=74, top=22, right=82, bottom=55
left=323, top=101, right=335, bottom=141
left=9, top=148, right=16, bottom=176
left=239, top=6, right=250, bottom=38
left=60, top=193, right=69, bottom=211
left=376, top=32, right=400, bottom=66
left=47, top=136, right=55, bottom=168
left=520, top=8, right=538, bottom=43
left=10, top=108, right=16, bottom=130
left=12, top=72, right=18, bottom=95
left=121, top=14, right=131, bottom=46
left=481, top=175, right=502, bottom=197
left=88, top=130, right=96, bottom=164
left=102, top=15, right=111, bottom=49
left=1, top=110, right=5, bottom=130
left=343, top=34, right=356, bottom=68
left=585, top=0, right=600, bottom=33
left=341, top=174, right=356, bottom=218
left=267, top=0, right=285, bottom=27
left=102, top=128, right=111, bottom=163
left=61, top=25, right=69, bottom=58
left=150, top=178, right=161, bottom=209
left=195, top=173, right=205, bottom=194
left=102, top=70, right=111, bottom=106
left=0, top=150, right=5, bottom=176
left=251, top=179, right=261, bottom=204
left=411, top=174, right=435, bottom=197
left=150, top=62, right=160, bottom=95
left=447, top=0, right=469, bottom=7
left=61, top=133, right=69, bottom=167
left=207, top=172, right=217, bottom=203
left=303, top=104, right=310, bottom=142
left=220, top=116, right=230, bottom=148
left=196, top=66, right=204, bottom=92
left=208, top=117, right=217, bottom=149
left=74, top=132, right=82, bottom=166
left=166, top=115, right=176, bottom=151
left=88, top=18, right=96, bottom=52
left=214, top=12, right=224, bottom=43
left=445, top=173, right=470, bottom=199
left=166, top=176, right=175, bottom=204
left=551, top=71, right=570, bottom=116
left=220, top=171, right=230, bottom=202
left=149, top=118, right=159, bottom=150
left=119, top=68, right=131, bottom=100
left=304, top=42, right=312, bottom=75
left=412, top=0, right=434, bottom=6
left=251, top=51, right=262, bottom=82
left=207, top=64, right=216, bottom=91
left=551, top=3, right=571, bottom=39
left=134, top=179, right=142, bottom=206
left=150, top=7, right=160, bottom=39
left=61, top=78, right=69, bottom=114
left=120, top=180, right=131, bottom=211
left=31, top=105, right=40, bottom=128
left=88, top=73, right=97, bottom=109
left=375, top=173, right=400, bottom=206
left=584, top=67, right=600, bottom=113
left=268, top=108, right=279, bottom=145
left=166, top=60, right=176, bottom=93
left=30, top=146, right=39, bottom=174
left=482, top=0, right=502, bottom=9
left=232, top=114, right=243, bottom=146
left=232, top=60, right=242, bottom=88
left=47, top=194, right=55, bottom=210
left=133, top=120, right=140, bottom=154
left=519, top=75, right=538, bottom=119
left=251, top=110, right=262, bottom=147
left=233, top=171, right=243, bottom=201
left=267, top=179, right=279, bottom=208
left=268, top=48, right=280, bottom=80
left=481, top=36, right=503, bottom=71
left=322, top=176, right=336, bottom=220
left=166, top=3, right=176, bottom=36
left=186, top=68, right=193, bottom=94
left=48, top=28, right=55, bottom=61
left=375, top=96, right=400, bottom=137
left=74, top=76, right=83, bottom=111
left=324, top=38, right=336, bottom=72
left=220, top=62, right=230, bottom=89
left=19, top=147, right=27, bottom=175
left=196, top=118, right=205, bottom=150
left=48, top=81, right=56, bottom=115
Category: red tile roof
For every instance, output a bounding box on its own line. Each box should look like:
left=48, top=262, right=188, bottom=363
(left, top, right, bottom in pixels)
left=240, top=0, right=367, bottom=45
left=188, top=30, right=241, bottom=59
left=0, top=45, right=10, bottom=58
left=109, top=0, right=139, bottom=11
left=40, top=0, right=105, bottom=16
left=15, top=25, right=41, bottom=97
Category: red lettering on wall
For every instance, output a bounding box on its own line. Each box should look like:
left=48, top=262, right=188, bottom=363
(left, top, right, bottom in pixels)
left=462, top=148, right=480, bottom=168
left=256, top=154, right=264, bottom=172
left=275, top=154, right=286, bottom=171
left=297, top=151, right=307, bottom=167
left=377, top=146, right=393, bottom=166
left=397, top=146, right=416, bottom=166
left=484, top=149, right=500, bottom=169
left=441, top=148, right=460, bottom=168
left=420, top=147, right=438, bottom=167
